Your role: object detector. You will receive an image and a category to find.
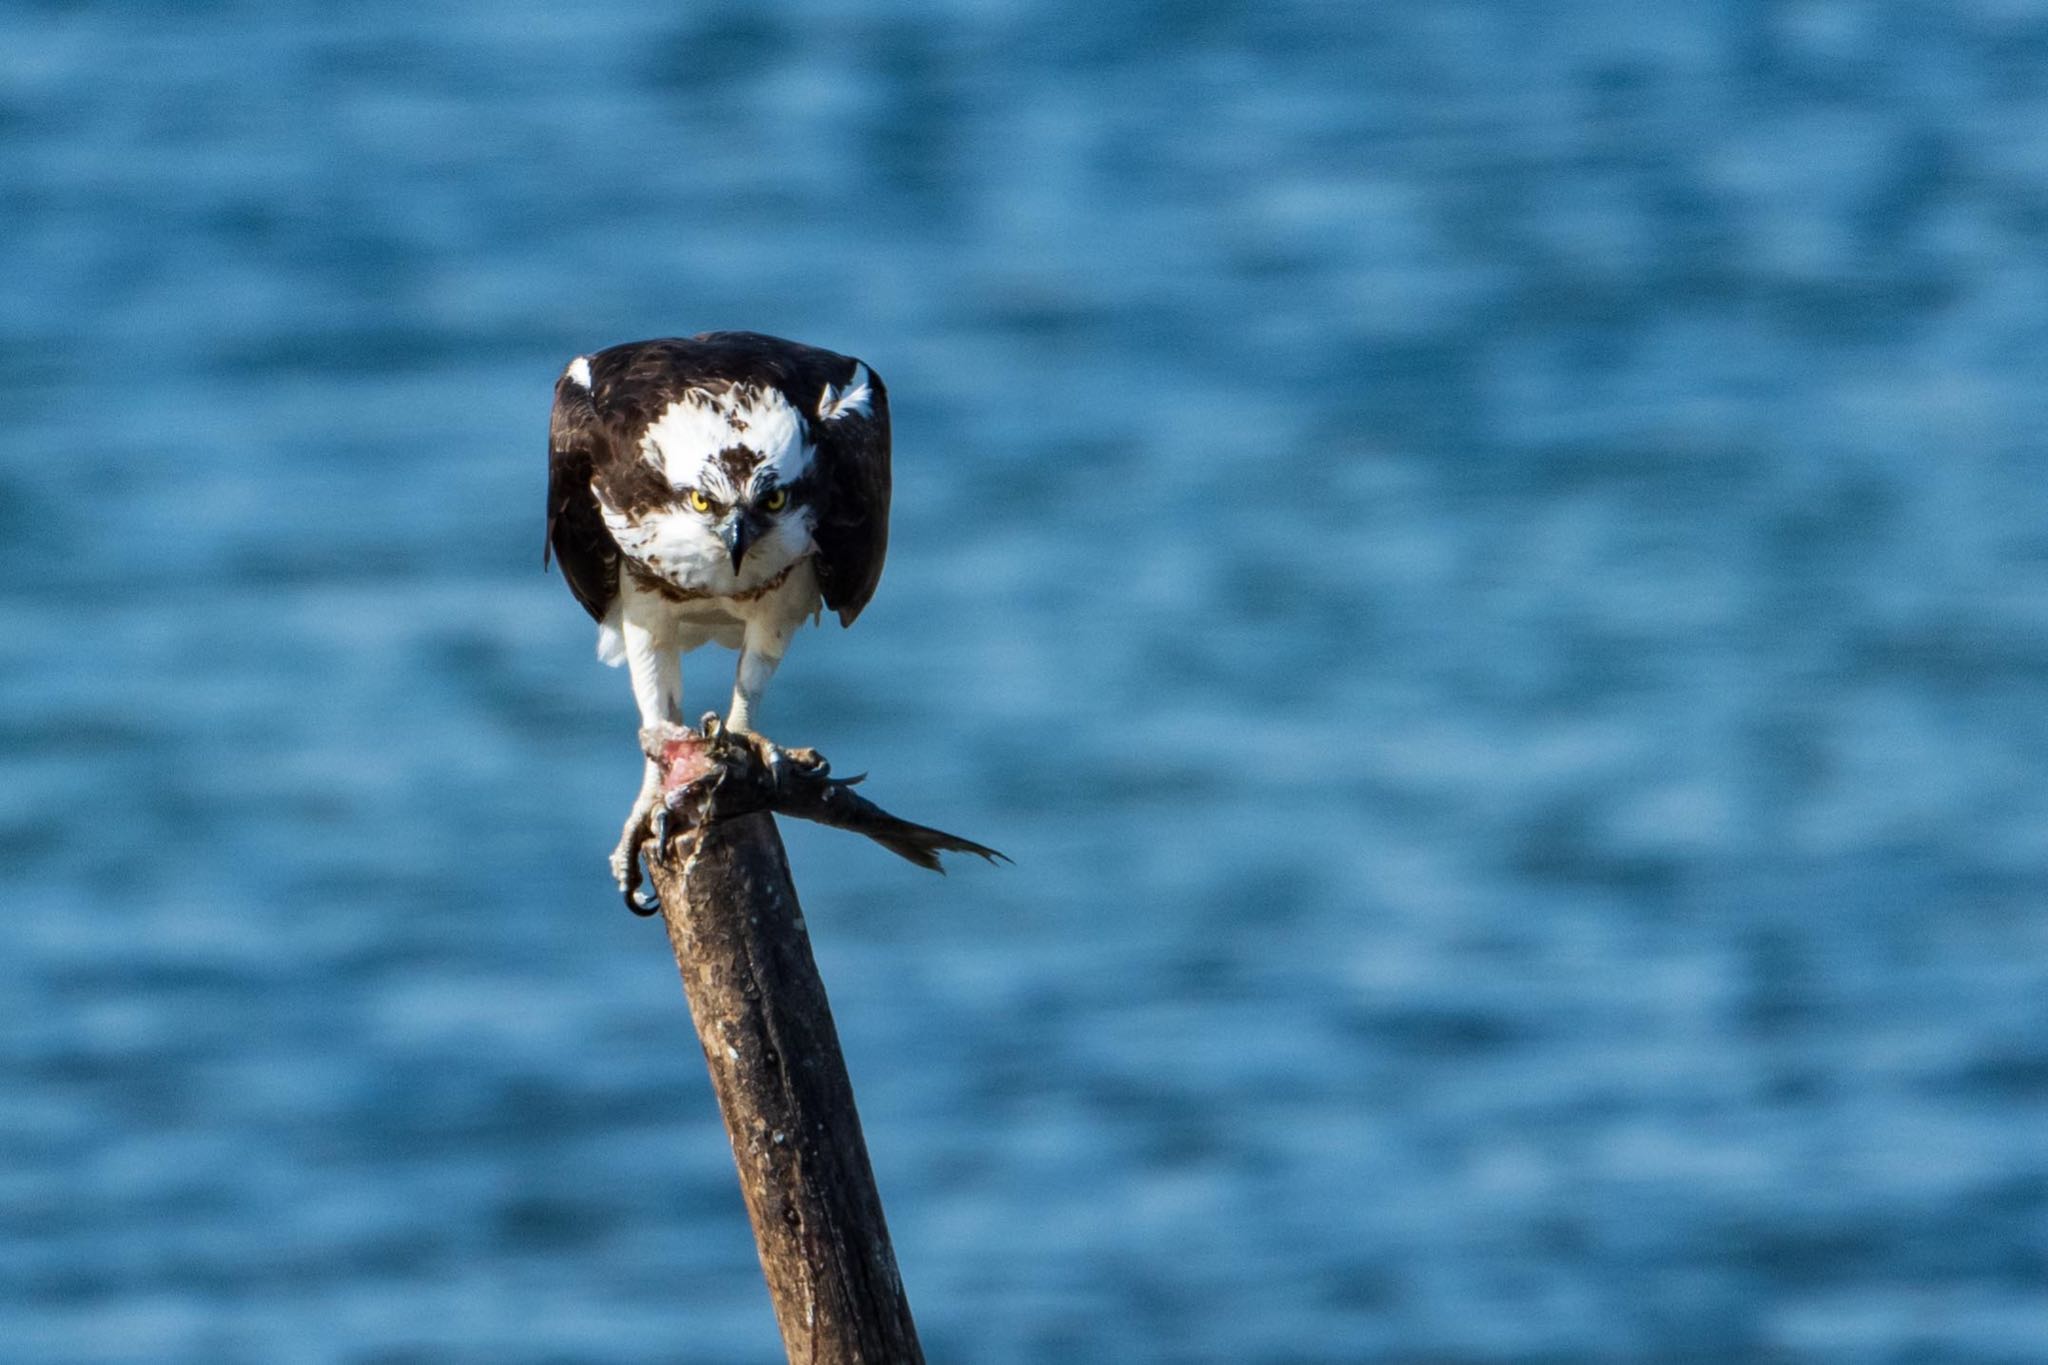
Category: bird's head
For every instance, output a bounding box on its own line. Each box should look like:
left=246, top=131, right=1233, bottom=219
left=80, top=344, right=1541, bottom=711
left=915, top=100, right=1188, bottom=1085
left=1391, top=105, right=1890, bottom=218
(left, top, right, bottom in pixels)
left=676, top=474, right=809, bottom=574
left=640, top=383, right=818, bottom=580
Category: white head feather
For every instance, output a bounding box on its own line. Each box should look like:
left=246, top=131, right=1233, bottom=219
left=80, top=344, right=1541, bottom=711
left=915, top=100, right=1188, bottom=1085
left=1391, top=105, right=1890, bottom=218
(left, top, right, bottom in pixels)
left=818, top=363, right=872, bottom=422
left=641, top=384, right=811, bottom=499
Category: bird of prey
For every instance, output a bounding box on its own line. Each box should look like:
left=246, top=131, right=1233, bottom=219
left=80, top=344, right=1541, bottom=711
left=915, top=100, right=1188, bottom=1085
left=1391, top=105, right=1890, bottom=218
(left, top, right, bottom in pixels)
left=546, top=331, right=890, bottom=909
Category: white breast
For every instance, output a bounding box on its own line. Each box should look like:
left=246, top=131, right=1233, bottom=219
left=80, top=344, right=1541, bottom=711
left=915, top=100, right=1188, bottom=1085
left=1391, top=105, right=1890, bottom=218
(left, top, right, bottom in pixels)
left=598, top=555, right=823, bottom=662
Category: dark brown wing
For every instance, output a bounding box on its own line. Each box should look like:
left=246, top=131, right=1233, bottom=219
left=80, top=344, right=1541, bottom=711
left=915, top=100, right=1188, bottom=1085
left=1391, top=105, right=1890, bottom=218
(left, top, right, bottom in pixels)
left=806, top=357, right=891, bottom=625
left=544, top=364, right=619, bottom=623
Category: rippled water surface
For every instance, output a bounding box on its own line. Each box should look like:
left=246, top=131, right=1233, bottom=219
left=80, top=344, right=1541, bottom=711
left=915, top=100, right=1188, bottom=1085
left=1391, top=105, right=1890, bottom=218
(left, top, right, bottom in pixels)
left=6, top=3, right=2048, bottom=1361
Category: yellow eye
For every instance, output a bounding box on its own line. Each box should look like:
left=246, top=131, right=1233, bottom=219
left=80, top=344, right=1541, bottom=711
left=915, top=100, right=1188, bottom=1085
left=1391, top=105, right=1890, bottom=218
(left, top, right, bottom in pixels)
left=686, top=489, right=713, bottom=514
left=762, top=487, right=788, bottom=512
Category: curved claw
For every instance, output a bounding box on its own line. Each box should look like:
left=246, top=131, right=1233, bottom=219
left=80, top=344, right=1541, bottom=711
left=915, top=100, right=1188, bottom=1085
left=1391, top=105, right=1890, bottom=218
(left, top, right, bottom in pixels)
left=626, top=805, right=677, bottom=914
left=620, top=846, right=661, bottom=916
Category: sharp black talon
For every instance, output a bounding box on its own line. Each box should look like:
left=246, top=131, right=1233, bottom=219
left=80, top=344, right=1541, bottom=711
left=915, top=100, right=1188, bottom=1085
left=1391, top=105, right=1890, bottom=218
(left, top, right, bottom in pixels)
left=621, top=855, right=661, bottom=916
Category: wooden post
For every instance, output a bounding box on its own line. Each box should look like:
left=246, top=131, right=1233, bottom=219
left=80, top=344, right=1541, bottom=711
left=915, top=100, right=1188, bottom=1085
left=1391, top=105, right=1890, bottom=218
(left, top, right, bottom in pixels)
left=638, top=723, right=997, bottom=1364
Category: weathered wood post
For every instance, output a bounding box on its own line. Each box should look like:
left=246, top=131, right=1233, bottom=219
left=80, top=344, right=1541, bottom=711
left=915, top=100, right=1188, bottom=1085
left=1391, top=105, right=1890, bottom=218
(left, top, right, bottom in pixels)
left=638, top=721, right=1001, bottom=1364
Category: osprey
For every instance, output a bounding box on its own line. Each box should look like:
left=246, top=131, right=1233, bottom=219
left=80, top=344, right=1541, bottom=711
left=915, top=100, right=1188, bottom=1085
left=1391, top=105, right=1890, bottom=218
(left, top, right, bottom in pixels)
left=546, top=331, right=891, bottom=908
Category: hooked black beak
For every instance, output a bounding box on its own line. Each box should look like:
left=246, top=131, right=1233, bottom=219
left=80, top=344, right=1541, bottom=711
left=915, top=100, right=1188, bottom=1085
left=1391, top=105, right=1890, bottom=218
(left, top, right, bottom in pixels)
left=725, top=513, right=763, bottom=573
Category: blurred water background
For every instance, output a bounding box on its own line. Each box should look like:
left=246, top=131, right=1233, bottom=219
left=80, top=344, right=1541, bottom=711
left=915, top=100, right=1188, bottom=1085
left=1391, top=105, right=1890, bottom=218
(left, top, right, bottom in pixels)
left=6, top=2, right=2048, bottom=1361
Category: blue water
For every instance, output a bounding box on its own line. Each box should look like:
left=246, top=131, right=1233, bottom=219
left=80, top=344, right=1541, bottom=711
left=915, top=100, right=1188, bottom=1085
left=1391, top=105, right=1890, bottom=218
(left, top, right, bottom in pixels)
left=6, top=3, right=2048, bottom=1360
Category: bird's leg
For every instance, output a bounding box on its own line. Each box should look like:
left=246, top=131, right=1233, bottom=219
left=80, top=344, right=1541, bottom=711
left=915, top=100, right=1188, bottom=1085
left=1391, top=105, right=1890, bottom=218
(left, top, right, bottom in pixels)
left=726, top=618, right=793, bottom=736
left=613, top=617, right=682, bottom=913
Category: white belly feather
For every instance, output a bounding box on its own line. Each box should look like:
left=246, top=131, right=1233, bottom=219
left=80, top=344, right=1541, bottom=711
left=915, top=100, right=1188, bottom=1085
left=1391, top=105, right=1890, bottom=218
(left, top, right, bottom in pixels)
left=597, top=555, right=822, bottom=665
